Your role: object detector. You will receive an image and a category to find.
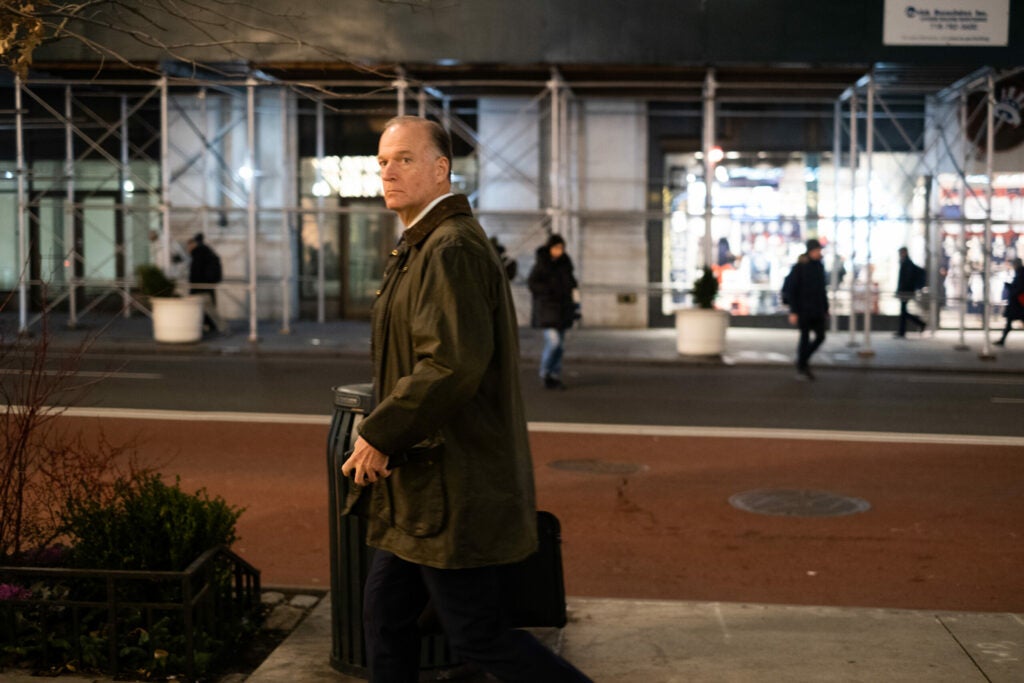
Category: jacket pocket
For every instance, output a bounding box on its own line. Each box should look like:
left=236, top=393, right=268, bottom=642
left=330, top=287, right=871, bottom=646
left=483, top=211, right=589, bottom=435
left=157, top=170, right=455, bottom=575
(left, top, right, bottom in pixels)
left=341, top=480, right=367, bottom=517
left=382, top=444, right=446, bottom=538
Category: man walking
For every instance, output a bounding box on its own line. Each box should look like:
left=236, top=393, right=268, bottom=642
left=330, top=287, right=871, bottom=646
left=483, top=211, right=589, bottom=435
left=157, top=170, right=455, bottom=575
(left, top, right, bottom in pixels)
left=995, top=257, right=1024, bottom=346
left=786, top=238, right=829, bottom=380
left=341, top=116, right=591, bottom=683
left=895, top=246, right=927, bottom=337
left=187, top=232, right=225, bottom=333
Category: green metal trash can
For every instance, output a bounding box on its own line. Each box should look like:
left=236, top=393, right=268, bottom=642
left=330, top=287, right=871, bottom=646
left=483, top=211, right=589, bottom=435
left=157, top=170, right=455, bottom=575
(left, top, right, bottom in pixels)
left=326, top=383, right=465, bottom=680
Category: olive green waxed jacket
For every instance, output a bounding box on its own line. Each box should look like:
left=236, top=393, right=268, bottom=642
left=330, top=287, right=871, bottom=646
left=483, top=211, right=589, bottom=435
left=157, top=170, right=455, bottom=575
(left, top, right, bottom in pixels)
left=350, top=194, right=538, bottom=569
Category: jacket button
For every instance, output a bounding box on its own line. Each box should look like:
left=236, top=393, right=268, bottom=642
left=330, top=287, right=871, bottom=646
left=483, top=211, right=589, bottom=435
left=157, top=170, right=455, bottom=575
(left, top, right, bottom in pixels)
left=401, top=266, right=409, bottom=272
left=391, top=249, right=399, bottom=256
left=375, top=289, right=382, bottom=296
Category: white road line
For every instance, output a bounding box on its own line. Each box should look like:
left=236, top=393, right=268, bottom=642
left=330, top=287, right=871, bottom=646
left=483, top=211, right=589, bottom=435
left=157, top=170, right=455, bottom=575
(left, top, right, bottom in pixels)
left=527, top=422, right=1024, bottom=447
left=908, top=375, right=1024, bottom=386
left=31, top=406, right=1024, bottom=447
left=26, top=406, right=331, bottom=425
left=0, top=369, right=162, bottom=380
left=992, top=397, right=1024, bottom=404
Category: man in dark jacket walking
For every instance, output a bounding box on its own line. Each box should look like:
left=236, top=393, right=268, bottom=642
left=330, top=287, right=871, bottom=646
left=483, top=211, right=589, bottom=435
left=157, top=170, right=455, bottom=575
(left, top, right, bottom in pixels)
left=527, top=234, right=577, bottom=390
left=187, top=233, right=225, bottom=333
left=787, top=238, right=829, bottom=380
left=895, top=246, right=927, bottom=337
left=340, top=116, right=591, bottom=683
left=996, top=257, right=1024, bottom=346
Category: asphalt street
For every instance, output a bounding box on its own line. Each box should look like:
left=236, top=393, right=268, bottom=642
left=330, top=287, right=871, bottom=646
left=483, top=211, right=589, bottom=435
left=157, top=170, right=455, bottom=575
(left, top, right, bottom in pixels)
left=48, top=352, right=1024, bottom=438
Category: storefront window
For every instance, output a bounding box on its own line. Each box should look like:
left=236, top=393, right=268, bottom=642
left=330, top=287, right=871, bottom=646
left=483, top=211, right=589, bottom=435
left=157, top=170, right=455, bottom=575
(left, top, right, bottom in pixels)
left=663, top=150, right=937, bottom=319
left=936, top=172, right=1024, bottom=321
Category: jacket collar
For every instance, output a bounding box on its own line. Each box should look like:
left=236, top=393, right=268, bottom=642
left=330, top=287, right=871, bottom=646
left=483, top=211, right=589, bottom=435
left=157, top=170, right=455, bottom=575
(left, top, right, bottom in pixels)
left=401, top=194, right=473, bottom=247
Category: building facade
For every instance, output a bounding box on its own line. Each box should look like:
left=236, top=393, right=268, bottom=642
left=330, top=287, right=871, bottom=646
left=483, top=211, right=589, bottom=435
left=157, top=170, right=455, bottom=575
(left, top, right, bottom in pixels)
left=2, top=1, right=1022, bottom=337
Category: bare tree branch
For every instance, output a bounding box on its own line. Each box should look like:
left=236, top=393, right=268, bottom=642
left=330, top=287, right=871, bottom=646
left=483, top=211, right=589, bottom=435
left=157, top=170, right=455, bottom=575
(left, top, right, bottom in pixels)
left=2, top=0, right=396, bottom=82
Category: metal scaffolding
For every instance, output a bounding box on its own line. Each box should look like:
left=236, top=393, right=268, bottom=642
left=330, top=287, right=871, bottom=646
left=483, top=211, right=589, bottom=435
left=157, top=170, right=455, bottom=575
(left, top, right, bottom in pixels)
left=835, top=65, right=1024, bottom=358
left=4, top=64, right=1022, bottom=340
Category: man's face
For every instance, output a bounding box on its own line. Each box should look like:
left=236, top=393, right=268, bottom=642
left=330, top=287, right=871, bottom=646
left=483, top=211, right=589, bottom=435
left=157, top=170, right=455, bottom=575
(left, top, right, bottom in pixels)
left=549, top=243, right=565, bottom=260
left=377, top=122, right=450, bottom=226
left=809, top=247, right=823, bottom=261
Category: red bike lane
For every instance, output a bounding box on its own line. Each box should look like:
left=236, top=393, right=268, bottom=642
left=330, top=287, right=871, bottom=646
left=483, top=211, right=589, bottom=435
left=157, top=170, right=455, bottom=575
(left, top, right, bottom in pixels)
left=57, top=416, right=1024, bottom=613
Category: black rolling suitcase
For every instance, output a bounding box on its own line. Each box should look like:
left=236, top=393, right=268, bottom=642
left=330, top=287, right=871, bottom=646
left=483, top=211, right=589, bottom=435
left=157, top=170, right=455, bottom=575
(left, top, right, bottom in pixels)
left=500, top=510, right=568, bottom=628
left=420, top=510, right=568, bottom=631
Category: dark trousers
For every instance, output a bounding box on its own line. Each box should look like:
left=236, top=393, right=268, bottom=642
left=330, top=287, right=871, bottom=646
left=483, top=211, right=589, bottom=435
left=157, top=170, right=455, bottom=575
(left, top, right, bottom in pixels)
left=797, top=314, right=826, bottom=369
left=363, top=550, right=592, bottom=683
left=898, top=298, right=924, bottom=336
left=190, top=287, right=219, bottom=331
left=998, top=317, right=1013, bottom=343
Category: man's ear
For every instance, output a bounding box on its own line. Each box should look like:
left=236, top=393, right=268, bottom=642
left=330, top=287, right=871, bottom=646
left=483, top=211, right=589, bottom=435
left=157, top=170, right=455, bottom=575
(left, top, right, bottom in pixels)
left=436, top=155, right=451, bottom=182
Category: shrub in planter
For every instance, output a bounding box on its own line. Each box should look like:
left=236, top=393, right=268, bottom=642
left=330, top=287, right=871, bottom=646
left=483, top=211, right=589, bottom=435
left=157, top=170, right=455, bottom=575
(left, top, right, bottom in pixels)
left=135, top=264, right=176, bottom=299
left=2, top=474, right=252, bottom=678
left=62, top=473, right=242, bottom=572
left=676, top=266, right=729, bottom=356
left=691, top=266, right=719, bottom=309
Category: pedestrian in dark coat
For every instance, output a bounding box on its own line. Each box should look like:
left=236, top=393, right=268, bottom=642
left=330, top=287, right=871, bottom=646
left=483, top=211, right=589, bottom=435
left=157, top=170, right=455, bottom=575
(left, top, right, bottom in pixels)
left=528, top=233, right=578, bottom=389
left=787, top=238, right=829, bottom=380
left=187, top=233, right=225, bottom=333
left=895, top=246, right=926, bottom=337
left=341, top=116, right=591, bottom=683
left=996, top=257, right=1024, bottom=346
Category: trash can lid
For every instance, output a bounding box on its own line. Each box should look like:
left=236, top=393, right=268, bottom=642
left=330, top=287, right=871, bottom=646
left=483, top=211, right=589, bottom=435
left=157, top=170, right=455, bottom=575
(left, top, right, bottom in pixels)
left=332, top=383, right=375, bottom=412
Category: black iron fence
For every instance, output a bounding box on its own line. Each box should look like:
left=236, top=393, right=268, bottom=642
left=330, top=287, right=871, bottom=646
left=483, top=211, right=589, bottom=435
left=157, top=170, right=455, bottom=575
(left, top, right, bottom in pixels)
left=0, top=545, right=260, bottom=680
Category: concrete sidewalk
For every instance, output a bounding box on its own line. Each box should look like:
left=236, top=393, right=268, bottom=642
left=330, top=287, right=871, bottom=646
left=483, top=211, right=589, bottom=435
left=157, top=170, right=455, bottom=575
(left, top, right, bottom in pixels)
left=3, top=311, right=1024, bottom=374
left=3, top=595, right=1021, bottom=682
left=247, top=595, right=1024, bottom=683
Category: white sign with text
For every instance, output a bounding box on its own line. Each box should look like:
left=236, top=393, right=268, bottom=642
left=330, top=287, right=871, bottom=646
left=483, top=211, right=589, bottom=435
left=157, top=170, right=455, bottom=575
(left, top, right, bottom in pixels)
left=883, top=0, right=1009, bottom=46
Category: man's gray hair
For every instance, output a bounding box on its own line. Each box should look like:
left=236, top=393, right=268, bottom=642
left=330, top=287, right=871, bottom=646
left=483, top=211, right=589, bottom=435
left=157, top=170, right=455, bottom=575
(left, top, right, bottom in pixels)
left=383, top=115, right=453, bottom=179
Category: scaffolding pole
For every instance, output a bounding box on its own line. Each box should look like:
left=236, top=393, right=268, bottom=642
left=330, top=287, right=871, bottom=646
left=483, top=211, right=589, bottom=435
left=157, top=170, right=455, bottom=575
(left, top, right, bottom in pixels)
left=15, top=76, right=28, bottom=334
left=315, top=97, right=326, bottom=324
left=548, top=70, right=562, bottom=241
left=859, top=74, right=875, bottom=357
left=121, top=95, right=132, bottom=317
left=702, top=68, right=716, bottom=269
left=566, top=86, right=579, bottom=258
left=925, top=171, right=938, bottom=333
left=980, top=73, right=995, bottom=360
left=847, top=90, right=859, bottom=347
left=200, top=87, right=210, bottom=237
left=160, top=77, right=171, bottom=275
left=954, top=91, right=970, bottom=350
left=441, top=97, right=451, bottom=134
left=280, top=87, right=292, bottom=334
left=830, top=99, right=841, bottom=334
left=394, top=76, right=408, bottom=117
left=246, top=79, right=259, bottom=343
left=65, top=85, right=78, bottom=328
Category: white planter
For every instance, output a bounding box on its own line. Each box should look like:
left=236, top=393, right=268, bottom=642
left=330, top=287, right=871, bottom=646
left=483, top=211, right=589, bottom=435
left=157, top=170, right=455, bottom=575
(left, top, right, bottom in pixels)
left=674, top=308, right=730, bottom=356
left=151, top=295, right=205, bottom=343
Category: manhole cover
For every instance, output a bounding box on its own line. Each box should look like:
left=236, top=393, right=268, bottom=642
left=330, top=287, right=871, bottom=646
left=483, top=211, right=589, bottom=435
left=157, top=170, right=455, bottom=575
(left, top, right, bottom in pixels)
left=729, top=489, right=871, bottom=517
left=549, top=459, right=646, bottom=475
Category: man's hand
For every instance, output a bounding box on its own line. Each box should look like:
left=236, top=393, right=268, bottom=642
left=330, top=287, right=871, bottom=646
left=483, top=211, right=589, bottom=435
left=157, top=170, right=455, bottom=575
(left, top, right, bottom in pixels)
left=788, top=313, right=798, bottom=326
left=341, top=436, right=392, bottom=485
